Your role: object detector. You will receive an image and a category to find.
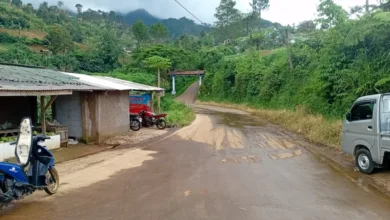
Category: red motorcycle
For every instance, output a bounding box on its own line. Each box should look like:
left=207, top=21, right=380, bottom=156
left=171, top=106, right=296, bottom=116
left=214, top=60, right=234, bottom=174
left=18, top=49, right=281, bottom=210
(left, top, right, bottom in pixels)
left=139, top=110, right=167, bottom=130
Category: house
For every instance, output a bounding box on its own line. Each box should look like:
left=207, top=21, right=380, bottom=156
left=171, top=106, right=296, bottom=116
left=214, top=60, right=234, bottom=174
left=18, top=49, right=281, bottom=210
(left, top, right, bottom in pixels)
left=55, top=72, right=164, bottom=143
left=0, top=64, right=164, bottom=144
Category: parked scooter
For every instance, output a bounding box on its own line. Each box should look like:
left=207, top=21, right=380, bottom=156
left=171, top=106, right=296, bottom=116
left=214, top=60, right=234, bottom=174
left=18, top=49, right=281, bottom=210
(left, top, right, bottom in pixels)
left=0, top=118, right=59, bottom=209
left=139, top=110, right=167, bottom=130
left=130, top=114, right=142, bottom=131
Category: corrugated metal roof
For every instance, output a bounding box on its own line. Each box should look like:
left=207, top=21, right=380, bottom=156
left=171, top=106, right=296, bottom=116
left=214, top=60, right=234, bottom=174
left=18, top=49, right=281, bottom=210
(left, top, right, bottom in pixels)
left=96, top=76, right=164, bottom=91
left=0, top=64, right=97, bottom=91
left=63, top=72, right=164, bottom=92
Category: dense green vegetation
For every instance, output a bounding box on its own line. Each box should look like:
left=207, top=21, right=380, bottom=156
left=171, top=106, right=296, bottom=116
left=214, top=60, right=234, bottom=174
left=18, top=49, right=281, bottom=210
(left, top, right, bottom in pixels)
left=4, top=0, right=390, bottom=128
left=200, top=0, right=390, bottom=119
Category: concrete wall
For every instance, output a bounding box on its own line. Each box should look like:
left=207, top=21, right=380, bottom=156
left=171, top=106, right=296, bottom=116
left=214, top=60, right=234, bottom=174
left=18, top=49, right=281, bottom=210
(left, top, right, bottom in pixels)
left=0, top=97, right=37, bottom=127
left=81, top=92, right=98, bottom=143
left=97, top=90, right=130, bottom=142
left=81, top=91, right=130, bottom=143
left=0, top=135, right=60, bottom=162
left=54, top=92, right=83, bottom=139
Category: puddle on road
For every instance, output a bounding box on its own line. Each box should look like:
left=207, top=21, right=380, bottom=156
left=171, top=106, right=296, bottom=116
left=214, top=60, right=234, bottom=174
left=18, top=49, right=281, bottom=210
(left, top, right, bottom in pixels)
left=176, top=107, right=305, bottom=163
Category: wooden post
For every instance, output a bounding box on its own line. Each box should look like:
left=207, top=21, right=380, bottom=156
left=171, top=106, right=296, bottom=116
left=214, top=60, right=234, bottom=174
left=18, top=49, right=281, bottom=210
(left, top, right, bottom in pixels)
left=40, top=96, right=46, bottom=135
left=44, top=96, right=58, bottom=112
left=150, top=92, right=155, bottom=113
left=157, top=68, right=161, bottom=114
left=285, top=29, right=294, bottom=73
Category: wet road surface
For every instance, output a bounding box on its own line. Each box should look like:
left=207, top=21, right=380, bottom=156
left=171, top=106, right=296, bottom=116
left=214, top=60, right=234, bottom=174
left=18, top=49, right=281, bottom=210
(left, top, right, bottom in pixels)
left=2, top=106, right=390, bottom=220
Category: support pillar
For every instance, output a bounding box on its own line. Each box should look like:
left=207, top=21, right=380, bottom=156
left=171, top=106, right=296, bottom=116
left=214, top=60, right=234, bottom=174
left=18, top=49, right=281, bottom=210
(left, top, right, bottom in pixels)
left=172, top=74, right=176, bottom=95
left=199, top=75, right=202, bottom=86
left=40, top=96, right=46, bottom=135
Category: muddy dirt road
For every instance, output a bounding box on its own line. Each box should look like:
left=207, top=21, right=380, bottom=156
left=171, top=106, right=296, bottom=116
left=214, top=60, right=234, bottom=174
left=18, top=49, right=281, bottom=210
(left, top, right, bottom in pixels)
left=176, top=82, right=199, bottom=106
left=2, top=105, right=390, bottom=220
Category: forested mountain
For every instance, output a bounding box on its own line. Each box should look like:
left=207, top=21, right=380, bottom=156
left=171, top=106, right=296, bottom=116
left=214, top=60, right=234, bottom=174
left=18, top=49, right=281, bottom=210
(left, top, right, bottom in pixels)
left=122, top=9, right=210, bottom=38
left=123, top=9, right=160, bottom=26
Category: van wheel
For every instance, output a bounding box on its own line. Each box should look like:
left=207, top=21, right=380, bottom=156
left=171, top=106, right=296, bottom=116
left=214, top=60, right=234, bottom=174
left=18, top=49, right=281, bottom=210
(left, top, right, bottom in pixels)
left=356, top=149, right=375, bottom=174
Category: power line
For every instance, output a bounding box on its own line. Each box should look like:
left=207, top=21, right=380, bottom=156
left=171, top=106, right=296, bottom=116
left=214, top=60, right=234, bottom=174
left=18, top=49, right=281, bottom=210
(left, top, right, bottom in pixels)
left=174, top=0, right=204, bottom=24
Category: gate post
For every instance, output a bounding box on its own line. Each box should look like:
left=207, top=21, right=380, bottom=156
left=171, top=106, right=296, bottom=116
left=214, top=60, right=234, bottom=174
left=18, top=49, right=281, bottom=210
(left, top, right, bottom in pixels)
left=172, top=73, right=176, bottom=95
left=199, top=74, right=202, bottom=86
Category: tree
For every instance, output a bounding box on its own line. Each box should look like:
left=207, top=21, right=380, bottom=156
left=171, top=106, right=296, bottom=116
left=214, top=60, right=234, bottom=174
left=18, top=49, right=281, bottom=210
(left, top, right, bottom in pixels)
left=23, top=3, right=35, bottom=14
left=96, top=28, right=122, bottom=71
left=37, top=2, right=51, bottom=23
left=57, top=1, right=64, bottom=8
left=11, top=0, right=22, bottom=8
left=45, top=24, right=73, bottom=54
left=214, top=0, right=241, bottom=28
left=249, top=32, right=265, bottom=50
left=150, top=23, right=169, bottom=43
left=145, top=56, right=172, bottom=113
left=75, top=4, right=83, bottom=16
left=316, top=0, right=348, bottom=28
left=296, top=20, right=316, bottom=33
left=250, top=0, right=270, bottom=22
left=108, top=10, right=116, bottom=22
left=132, top=20, right=150, bottom=47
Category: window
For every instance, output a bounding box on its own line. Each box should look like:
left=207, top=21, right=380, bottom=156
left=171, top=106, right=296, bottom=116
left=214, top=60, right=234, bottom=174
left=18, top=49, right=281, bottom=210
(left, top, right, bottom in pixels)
left=381, top=96, right=390, bottom=132
left=382, top=96, right=390, bottom=113
left=351, top=102, right=375, bottom=121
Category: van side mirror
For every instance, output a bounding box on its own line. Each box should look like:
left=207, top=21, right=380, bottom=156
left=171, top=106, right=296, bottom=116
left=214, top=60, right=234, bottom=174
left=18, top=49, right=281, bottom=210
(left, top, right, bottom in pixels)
left=346, top=112, right=351, bottom=121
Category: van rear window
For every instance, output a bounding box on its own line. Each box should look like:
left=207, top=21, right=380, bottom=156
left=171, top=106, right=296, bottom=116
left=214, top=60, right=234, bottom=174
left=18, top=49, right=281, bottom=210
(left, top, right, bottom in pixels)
left=383, top=96, right=390, bottom=113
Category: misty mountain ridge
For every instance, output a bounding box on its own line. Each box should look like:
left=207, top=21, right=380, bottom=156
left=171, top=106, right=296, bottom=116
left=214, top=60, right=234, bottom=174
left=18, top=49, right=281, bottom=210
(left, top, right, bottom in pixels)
left=121, top=9, right=209, bottom=38
left=121, top=9, right=283, bottom=38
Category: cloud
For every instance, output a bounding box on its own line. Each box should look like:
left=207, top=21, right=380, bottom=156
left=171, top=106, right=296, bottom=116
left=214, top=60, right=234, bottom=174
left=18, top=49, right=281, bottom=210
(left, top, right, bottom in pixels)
left=24, top=0, right=367, bottom=25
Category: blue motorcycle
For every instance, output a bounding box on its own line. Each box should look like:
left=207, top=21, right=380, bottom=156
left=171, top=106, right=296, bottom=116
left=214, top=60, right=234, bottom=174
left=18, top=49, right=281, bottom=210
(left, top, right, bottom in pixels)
left=0, top=118, right=59, bottom=209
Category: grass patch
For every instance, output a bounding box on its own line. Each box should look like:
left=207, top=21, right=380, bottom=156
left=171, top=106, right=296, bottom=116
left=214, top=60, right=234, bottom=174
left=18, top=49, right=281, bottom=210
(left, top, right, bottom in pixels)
left=0, top=28, right=47, bottom=40
left=0, top=44, right=10, bottom=53
left=197, top=101, right=342, bottom=148
left=161, top=96, right=195, bottom=126
left=28, top=44, right=47, bottom=52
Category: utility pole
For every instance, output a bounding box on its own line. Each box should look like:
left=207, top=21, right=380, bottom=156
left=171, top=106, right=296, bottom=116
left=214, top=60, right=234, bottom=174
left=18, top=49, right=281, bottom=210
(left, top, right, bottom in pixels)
left=285, top=28, right=294, bottom=73
left=365, top=0, right=369, bottom=14
left=157, top=68, right=161, bottom=114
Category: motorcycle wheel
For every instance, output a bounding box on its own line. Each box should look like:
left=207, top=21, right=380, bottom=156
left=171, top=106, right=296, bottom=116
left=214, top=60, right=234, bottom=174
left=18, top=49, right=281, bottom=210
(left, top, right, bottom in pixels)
left=44, top=167, right=60, bottom=195
left=156, top=119, right=167, bottom=130
left=0, top=189, right=7, bottom=210
left=130, top=120, right=141, bottom=131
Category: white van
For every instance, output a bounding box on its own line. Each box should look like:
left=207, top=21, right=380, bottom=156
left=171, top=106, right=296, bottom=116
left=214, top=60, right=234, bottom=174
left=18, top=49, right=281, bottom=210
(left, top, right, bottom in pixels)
left=342, top=94, right=390, bottom=174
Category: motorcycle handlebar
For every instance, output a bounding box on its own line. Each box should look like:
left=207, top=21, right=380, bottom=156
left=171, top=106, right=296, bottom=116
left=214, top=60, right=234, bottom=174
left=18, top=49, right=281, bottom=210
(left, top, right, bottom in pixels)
left=34, top=135, right=51, bottom=141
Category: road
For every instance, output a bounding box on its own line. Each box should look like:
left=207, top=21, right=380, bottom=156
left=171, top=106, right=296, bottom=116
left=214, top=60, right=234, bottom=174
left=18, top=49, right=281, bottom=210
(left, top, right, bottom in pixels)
left=2, top=105, right=390, bottom=219
left=176, top=81, right=199, bottom=106
left=2, top=85, right=390, bottom=219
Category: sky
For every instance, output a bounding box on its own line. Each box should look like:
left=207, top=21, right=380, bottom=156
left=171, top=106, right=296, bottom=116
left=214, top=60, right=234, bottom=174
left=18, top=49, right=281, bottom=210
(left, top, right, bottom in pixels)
left=26, top=0, right=368, bottom=25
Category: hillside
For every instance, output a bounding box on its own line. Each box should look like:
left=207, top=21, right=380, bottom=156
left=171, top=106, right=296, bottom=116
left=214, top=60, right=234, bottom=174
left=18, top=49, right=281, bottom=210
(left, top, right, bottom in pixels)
left=0, top=0, right=285, bottom=75
left=0, top=1, right=213, bottom=72
left=122, top=9, right=209, bottom=38
left=123, top=9, right=160, bottom=26
left=121, top=9, right=282, bottom=38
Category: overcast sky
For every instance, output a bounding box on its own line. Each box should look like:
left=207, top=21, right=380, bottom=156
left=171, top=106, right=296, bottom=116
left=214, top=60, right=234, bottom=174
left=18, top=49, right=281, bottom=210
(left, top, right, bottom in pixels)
left=25, top=0, right=367, bottom=25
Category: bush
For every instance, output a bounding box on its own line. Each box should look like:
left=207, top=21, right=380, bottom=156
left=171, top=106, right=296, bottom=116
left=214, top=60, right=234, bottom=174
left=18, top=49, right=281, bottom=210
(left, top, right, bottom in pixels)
left=0, top=32, right=18, bottom=43
left=161, top=96, right=195, bottom=126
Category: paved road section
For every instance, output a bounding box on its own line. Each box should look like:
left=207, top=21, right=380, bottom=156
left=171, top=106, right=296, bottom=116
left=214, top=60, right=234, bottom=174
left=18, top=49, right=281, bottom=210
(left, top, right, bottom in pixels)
left=2, top=106, right=390, bottom=220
